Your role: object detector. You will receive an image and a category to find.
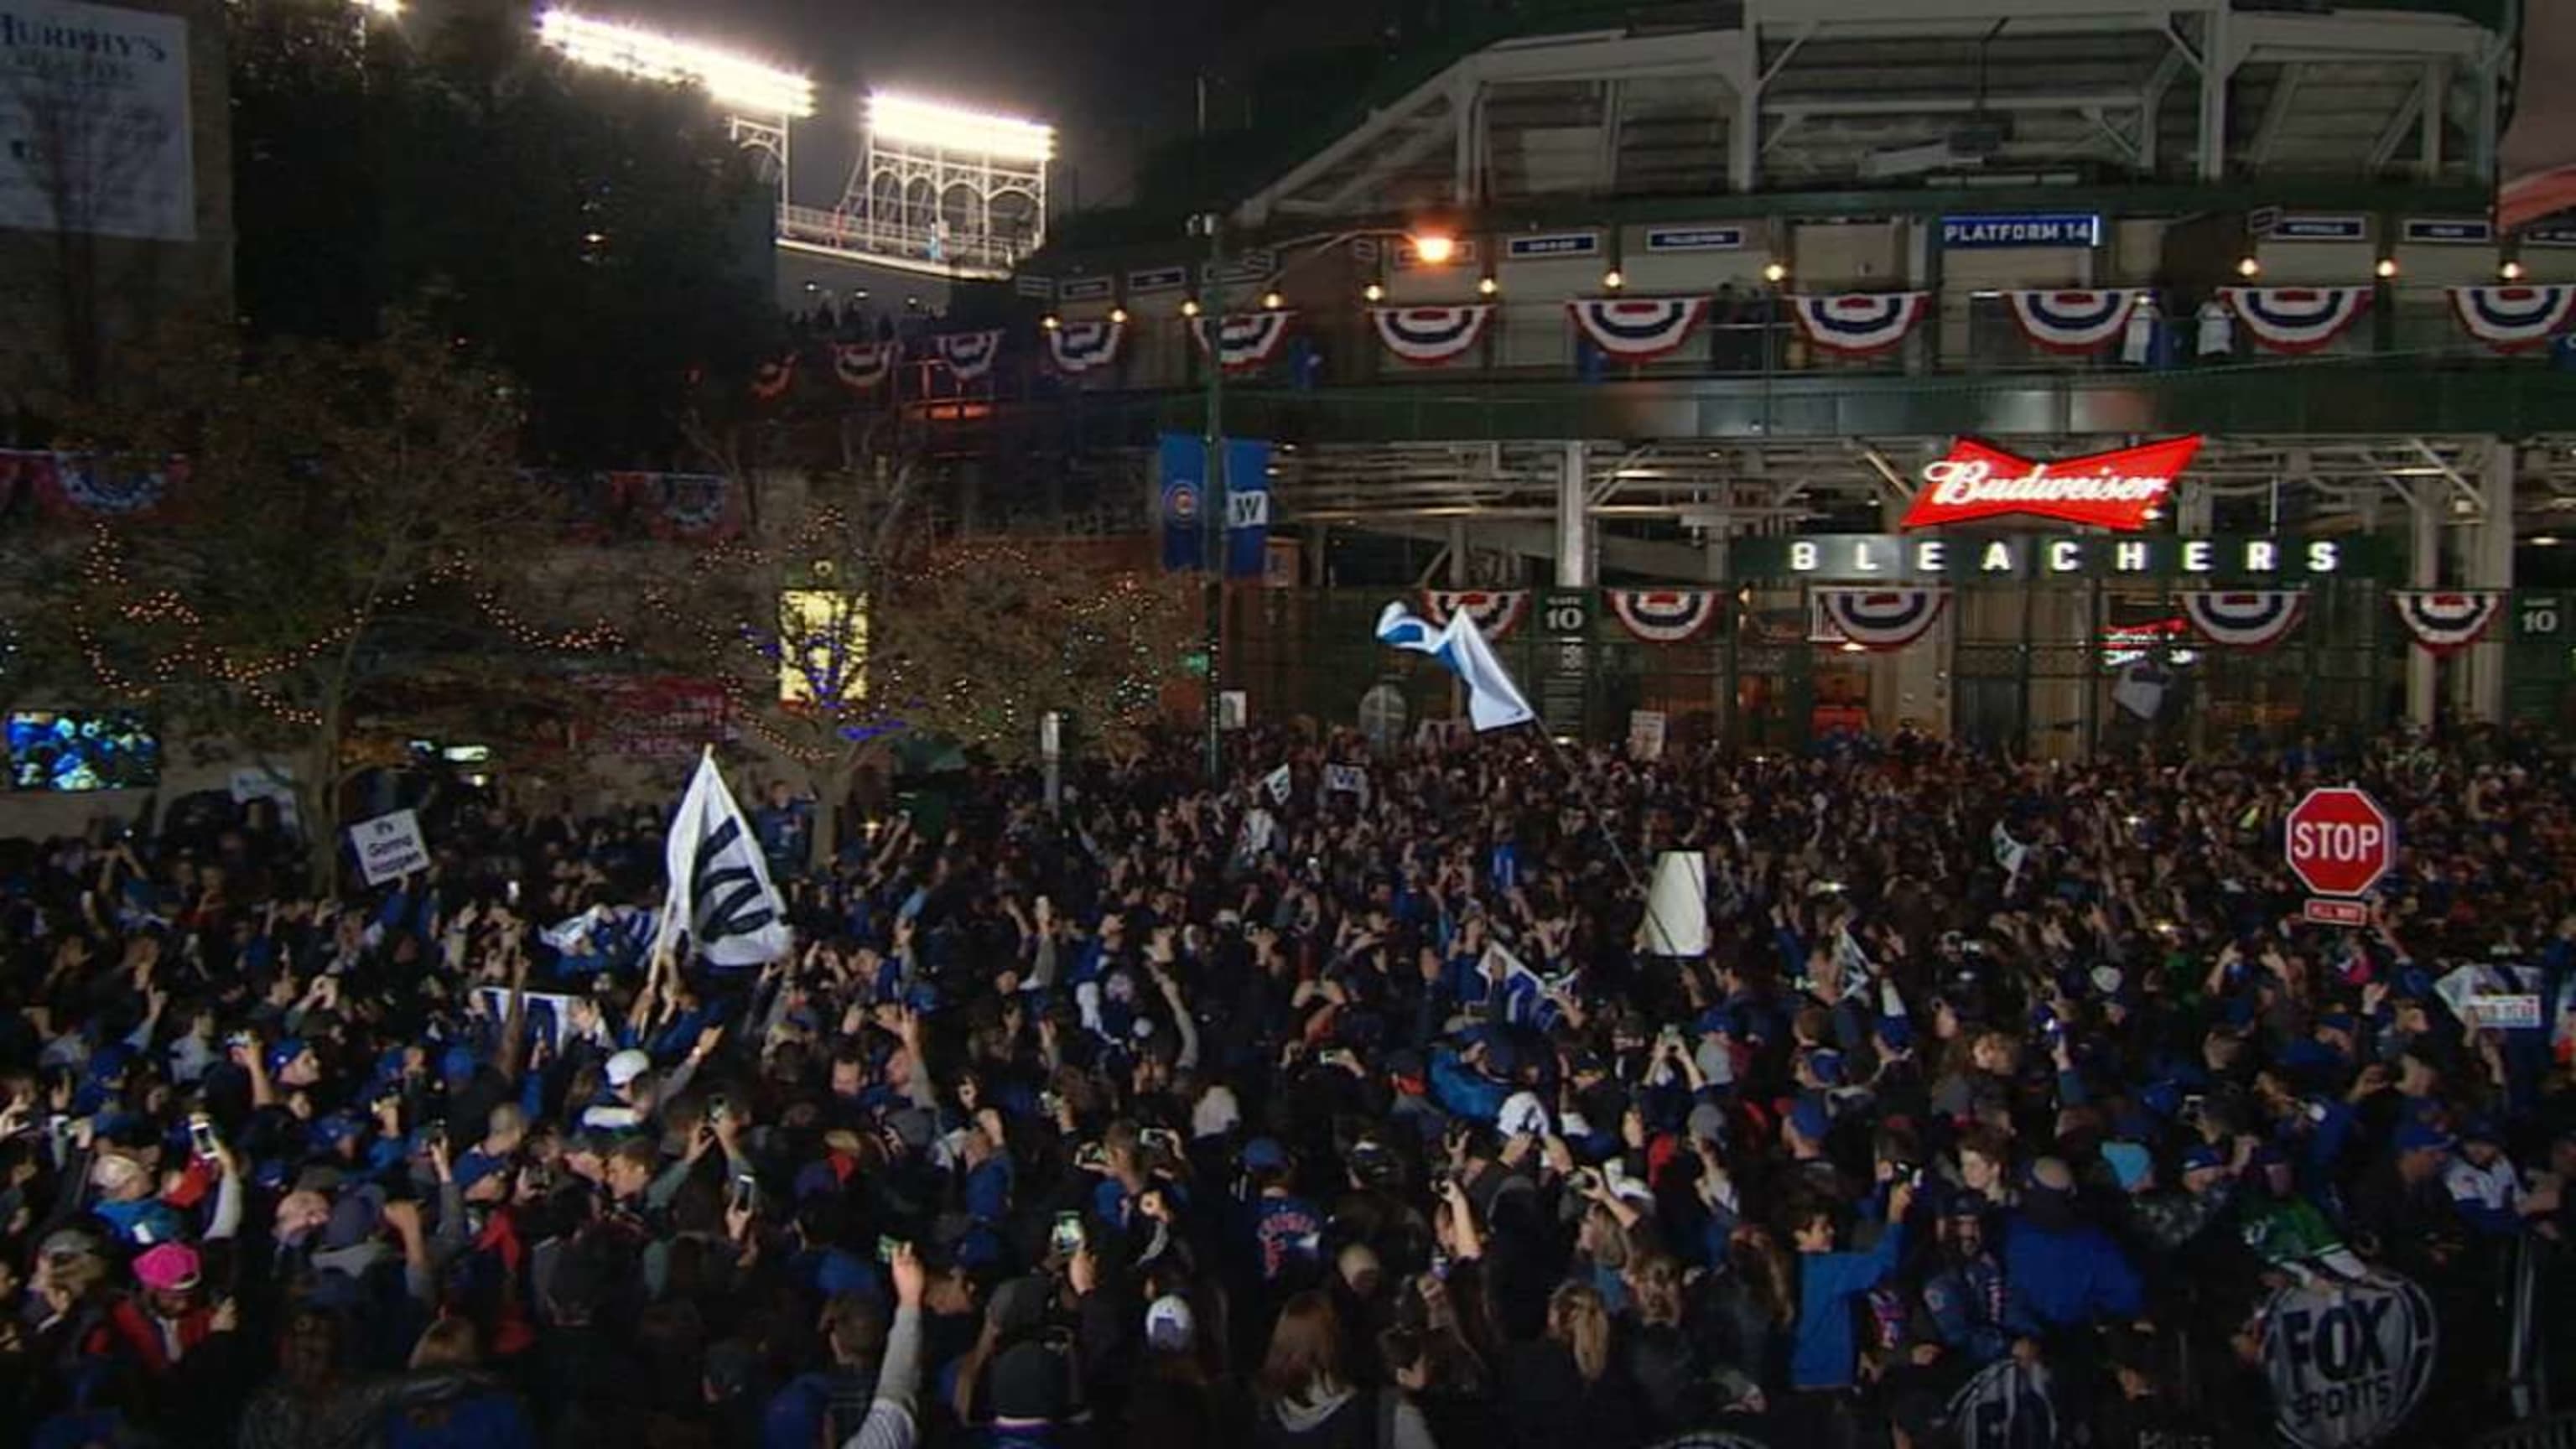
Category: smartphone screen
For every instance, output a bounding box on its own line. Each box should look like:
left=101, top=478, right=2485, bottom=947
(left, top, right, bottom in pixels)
left=1050, top=1210, right=1085, bottom=1257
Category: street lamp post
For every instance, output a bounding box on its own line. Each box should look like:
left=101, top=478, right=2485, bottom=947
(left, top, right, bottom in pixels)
left=1191, top=211, right=1228, bottom=785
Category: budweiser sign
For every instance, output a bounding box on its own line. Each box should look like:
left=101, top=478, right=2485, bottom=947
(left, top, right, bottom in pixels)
left=1901, top=436, right=2204, bottom=532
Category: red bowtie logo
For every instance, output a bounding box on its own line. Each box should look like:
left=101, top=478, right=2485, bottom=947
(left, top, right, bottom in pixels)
left=1902, top=436, right=2204, bottom=532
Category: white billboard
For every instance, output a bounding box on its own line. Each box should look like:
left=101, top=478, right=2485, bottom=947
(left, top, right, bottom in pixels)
left=0, top=1, right=193, bottom=242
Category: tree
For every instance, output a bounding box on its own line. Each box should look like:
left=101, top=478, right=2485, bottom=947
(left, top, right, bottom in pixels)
left=640, top=443, right=1196, bottom=870
left=228, top=0, right=778, bottom=465
left=53, top=314, right=617, bottom=888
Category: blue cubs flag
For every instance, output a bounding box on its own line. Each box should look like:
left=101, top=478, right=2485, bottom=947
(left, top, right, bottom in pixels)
left=1158, top=434, right=1273, bottom=578
left=1159, top=433, right=1203, bottom=570
left=1375, top=601, right=1535, bottom=731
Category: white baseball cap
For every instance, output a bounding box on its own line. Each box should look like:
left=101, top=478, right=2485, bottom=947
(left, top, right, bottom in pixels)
left=605, top=1049, right=652, bottom=1088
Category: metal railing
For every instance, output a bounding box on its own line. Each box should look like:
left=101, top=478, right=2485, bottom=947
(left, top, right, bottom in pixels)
left=776, top=205, right=1030, bottom=281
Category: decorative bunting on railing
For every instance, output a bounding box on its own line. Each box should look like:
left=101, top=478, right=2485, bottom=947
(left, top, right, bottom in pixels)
left=832, top=341, right=899, bottom=392
left=2, top=449, right=184, bottom=518
left=2006, top=290, right=2142, bottom=352
left=931, top=330, right=1003, bottom=381
left=2179, top=589, right=2308, bottom=649
left=1046, top=318, right=1124, bottom=374
left=627, top=473, right=741, bottom=543
left=1789, top=292, right=1931, bottom=356
left=1607, top=589, right=1721, bottom=643
left=2221, top=288, right=2372, bottom=353
left=1567, top=296, right=1709, bottom=361
left=1816, top=588, right=1946, bottom=651
left=1371, top=305, right=1494, bottom=366
left=1420, top=589, right=1529, bottom=641
left=2392, top=591, right=2503, bottom=653
left=1193, top=311, right=1296, bottom=371
left=750, top=353, right=798, bottom=401
left=2449, top=286, right=2576, bottom=352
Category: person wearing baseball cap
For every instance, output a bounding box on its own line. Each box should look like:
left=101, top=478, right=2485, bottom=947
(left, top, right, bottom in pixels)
left=109, top=1243, right=235, bottom=1380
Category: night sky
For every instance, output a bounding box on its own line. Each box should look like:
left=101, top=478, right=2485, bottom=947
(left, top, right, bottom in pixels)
left=596, top=0, right=1389, bottom=208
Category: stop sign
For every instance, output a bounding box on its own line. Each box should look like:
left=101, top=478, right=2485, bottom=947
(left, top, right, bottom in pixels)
left=2285, top=787, right=2397, bottom=898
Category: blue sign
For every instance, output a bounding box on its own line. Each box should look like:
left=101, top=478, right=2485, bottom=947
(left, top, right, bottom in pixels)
left=1645, top=226, right=1746, bottom=252
left=2272, top=215, right=2367, bottom=242
left=1128, top=266, right=1189, bottom=293
left=1939, top=213, right=2103, bottom=248
left=2528, top=227, right=2576, bottom=249
left=1506, top=231, right=1601, bottom=260
left=1014, top=274, right=1056, bottom=299
left=1059, top=277, right=1113, bottom=302
left=2402, top=217, right=2494, bottom=245
left=1158, top=434, right=1202, bottom=571
left=1158, top=435, right=1271, bottom=578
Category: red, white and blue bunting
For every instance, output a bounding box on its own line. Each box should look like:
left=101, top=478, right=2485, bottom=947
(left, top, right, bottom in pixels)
left=1047, top=318, right=1124, bottom=375
left=750, top=353, right=798, bottom=401
left=2220, top=288, right=2372, bottom=354
left=2179, top=590, right=2308, bottom=649
left=2392, top=591, right=2504, bottom=654
left=1194, top=311, right=1296, bottom=371
left=2448, top=286, right=2576, bottom=352
left=832, top=341, right=899, bottom=392
left=1607, top=589, right=1722, bottom=644
left=931, top=330, right=1003, bottom=381
left=1, top=449, right=184, bottom=518
left=1789, top=292, right=1931, bottom=356
left=1370, top=305, right=1494, bottom=366
left=1567, top=297, right=1709, bottom=361
left=2006, top=290, right=2142, bottom=353
left=1419, top=589, right=1530, bottom=641
left=1816, top=588, right=1946, bottom=651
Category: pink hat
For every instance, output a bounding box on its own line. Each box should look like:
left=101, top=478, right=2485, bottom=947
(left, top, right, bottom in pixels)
left=132, top=1242, right=201, bottom=1292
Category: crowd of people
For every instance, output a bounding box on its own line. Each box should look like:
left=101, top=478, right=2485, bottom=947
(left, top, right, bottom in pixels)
left=1, top=721, right=2571, bottom=1449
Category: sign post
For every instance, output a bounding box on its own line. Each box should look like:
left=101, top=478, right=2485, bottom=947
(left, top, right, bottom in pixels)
left=2285, top=787, right=2396, bottom=924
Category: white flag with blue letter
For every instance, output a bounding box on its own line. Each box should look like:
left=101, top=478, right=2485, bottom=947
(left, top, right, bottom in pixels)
left=1374, top=602, right=1535, bottom=731
left=656, top=749, right=794, bottom=968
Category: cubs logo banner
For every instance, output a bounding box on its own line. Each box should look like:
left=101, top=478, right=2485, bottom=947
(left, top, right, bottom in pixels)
left=2392, top=591, right=2504, bottom=653
left=1900, top=436, right=2203, bottom=532
left=1420, top=589, right=1530, bottom=641
left=1567, top=297, right=1709, bottom=361
left=750, top=352, right=798, bottom=401
left=931, top=330, right=1003, bottom=381
left=2222, top=288, right=2373, bottom=353
left=1157, top=433, right=1204, bottom=572
left=1370, top=305, right=1493, bottom=366
left=2180, top=589, right=2309, bottom=649
left=1789, top=292, right=1931, bottom=356
left=1047, top=318, right=1124, bottom=375
left=626, top=473, right=741, bottom=543
left=2260, top=1272, right=2437, bottom=1449
left=2006, top=289, right=2142, bottom=352
left=2448, top=286, right=2576, bottom=351
left=1815, top=588, right=1946, bottom=651
left=1194, top=312, right=1295, bottom=371
left=832, top=342, right=898, bottom=392
left=1607, top=589, right=1721, bottom=643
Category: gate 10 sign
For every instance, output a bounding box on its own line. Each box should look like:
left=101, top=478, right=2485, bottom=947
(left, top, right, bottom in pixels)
left=2285, top=787, right=2396, bottom=900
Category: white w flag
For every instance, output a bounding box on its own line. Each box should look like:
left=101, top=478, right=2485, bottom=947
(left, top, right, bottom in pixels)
left=657, top=749, right=794, bottom=968
left=1374, top=601, right=1535, bottom=731
left=1992, top=820, right=2029, bottom=881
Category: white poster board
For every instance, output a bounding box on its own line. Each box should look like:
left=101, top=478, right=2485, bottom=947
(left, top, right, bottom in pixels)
left=1642, top=850, right=1708, bottom=957
left=0, top=1, right=197, bottom=242
left=1626, top=709, right=1667, bottom=761
left=349, top=808, right=428, bottom=886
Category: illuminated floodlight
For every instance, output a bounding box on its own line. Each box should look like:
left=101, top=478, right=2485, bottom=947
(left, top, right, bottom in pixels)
left=538, top=10, right=817, bottom=120
left=867, top=93, right=1056, bottom=163
left=350, top=0, right=403, bottom=15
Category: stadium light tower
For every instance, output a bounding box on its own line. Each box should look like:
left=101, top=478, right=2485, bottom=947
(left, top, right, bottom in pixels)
left=829, top=92, right=1055, bottom=277
left=536, top=8, right=815, bottom=184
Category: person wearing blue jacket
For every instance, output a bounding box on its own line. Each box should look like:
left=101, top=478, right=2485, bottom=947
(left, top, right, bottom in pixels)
left=1789, top=1178, right=1916, bottom=1415
left=2001, top=1157, right=2145, bottom=1332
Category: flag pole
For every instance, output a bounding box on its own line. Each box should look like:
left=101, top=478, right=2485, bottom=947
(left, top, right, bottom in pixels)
left=1526, top=727, right=1697, bottom=964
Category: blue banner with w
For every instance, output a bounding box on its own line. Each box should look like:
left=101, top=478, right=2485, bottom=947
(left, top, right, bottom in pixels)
left=1158, top=434, right=1272, bottom=578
